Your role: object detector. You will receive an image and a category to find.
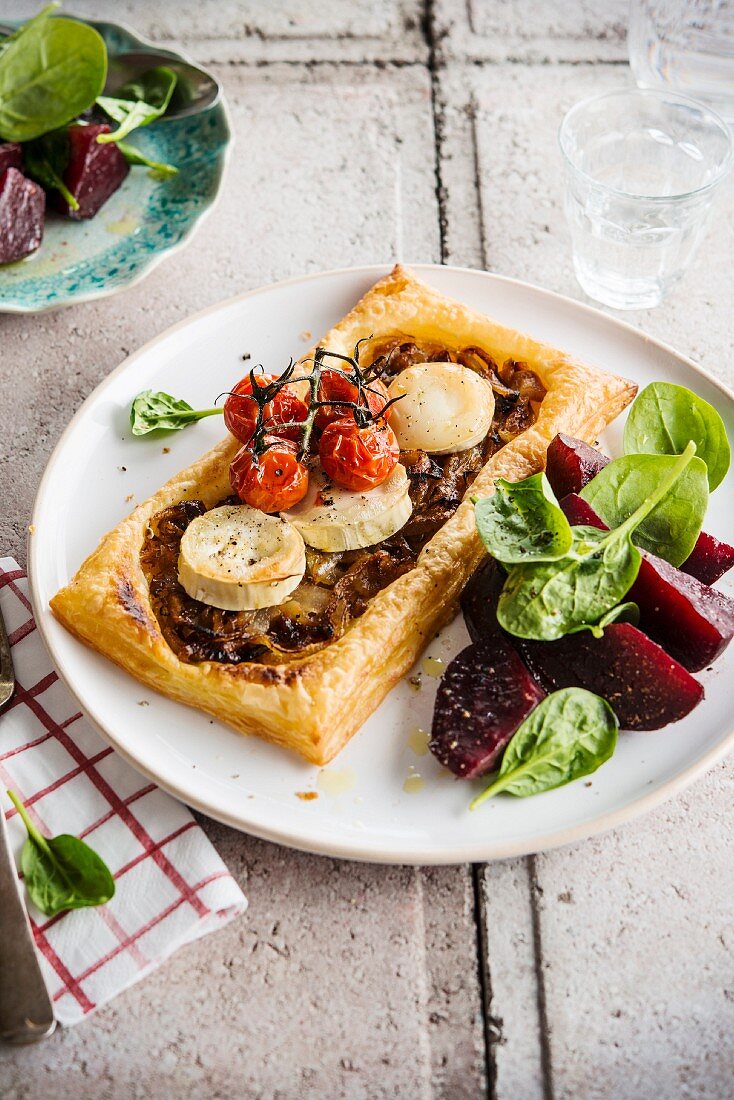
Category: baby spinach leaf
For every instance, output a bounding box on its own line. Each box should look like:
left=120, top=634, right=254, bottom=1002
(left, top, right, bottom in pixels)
left=624, top=381, right=730, bottom=491
left=0, top=13, right=107, bottom=142
left=130, top=390, right=223, bottom=435
left=7, top=789, right=115, bottom=917
left=474, top=473, right=573, bottom=564
left=497, top=442, right=697, bottom=640
left=470, top=688, right=618, bottom=807
left=0, top=2, right=58, bottom=59
left=498, top=524, right=642, bottom=640
left=23, top=128, right=78, bottom=210
left=96, top=66, right=177, bottom=145
left=580, top=451, right=709, bottom=567
left=113, top=66, right=178, bottom=111
left=567, top=600, right=640, bottom=639
left=116, top=140, right=178, bottom=178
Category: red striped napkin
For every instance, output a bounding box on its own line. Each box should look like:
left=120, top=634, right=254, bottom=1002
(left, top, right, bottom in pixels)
left=0, top=558, right=247, bottom=1026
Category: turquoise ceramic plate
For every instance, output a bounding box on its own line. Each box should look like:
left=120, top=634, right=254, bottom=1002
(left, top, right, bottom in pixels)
left=0, top=19, right=231, bottom=313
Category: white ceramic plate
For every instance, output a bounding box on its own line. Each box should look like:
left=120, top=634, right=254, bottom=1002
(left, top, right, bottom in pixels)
left=29, top=265, right=734, bottom=864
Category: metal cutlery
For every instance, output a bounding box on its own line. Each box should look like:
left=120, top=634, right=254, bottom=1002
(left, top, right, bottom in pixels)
left=0, top=602, right=56, bottom=1044
left=104, top=51, right=221, bottom=121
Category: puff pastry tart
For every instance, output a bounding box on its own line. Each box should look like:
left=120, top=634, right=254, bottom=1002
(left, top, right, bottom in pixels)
left=51, top=265, right=637, bottom=764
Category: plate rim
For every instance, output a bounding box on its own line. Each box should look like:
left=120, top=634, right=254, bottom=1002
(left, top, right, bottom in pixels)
left=28, top=262, right=734, bottom=864
left=0, top=17, right=234, bottom=315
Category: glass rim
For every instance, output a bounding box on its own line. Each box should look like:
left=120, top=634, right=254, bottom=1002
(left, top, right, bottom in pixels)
left=558, top=87, right=734, bottom=203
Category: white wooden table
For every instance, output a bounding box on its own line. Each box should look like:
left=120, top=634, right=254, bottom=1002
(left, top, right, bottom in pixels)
left=1, top=3, right=732, bottom=1096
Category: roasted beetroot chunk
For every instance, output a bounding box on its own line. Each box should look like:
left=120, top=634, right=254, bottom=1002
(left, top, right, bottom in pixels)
left=559, top=492, right=607, bottom=530
left=0, top=168, right=44, bottom=264
left=461, top=558, right=506, bottom=643
left=517, top=624, right=703, bottom=730
left=429, top=637, right=545, bottom=779
left=545, top=433, right=610, bottom=498
left=680, top=529, right=734, bottom=587
left=0, top=142, right=23, bottom=176
left=560, top=494, right=734, bottom=672
left=631, top=553, right=734, bottom=672
left=56, top=123, right=129, bottom=220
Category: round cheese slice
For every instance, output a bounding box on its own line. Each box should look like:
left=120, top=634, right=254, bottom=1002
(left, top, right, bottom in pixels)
left=178, top=504, right=306, bottom=611
left=387, top=362, right=495, bottom=455
left=283, top=463, right=412, bottom=552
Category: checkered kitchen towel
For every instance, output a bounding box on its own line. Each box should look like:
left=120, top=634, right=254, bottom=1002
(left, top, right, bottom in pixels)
left=0, top=558, right=247, bottom=1026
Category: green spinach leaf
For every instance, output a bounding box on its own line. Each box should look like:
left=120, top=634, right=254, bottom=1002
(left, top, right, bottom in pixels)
left=474, top=473, right=573, bottom=564
left=112, top=66, right=177, bottom=111
left=0, top=2, right=58, bottom=59
left=470, top=688, right=618, bottom=807
left=624, top=380, right=730, bottom=491
left=130, top=390, right=223, bottom=435
left=566, top=600, right=640, bottom=638
left=597, top=601, right=640, bottom=628
left=116, top=140, right=178, bottom=178
left=96, top=66, right=177, bottom=145
left=498, top=524, right=642, bottom=640
left=7, top=789, right=115, bottom=917
left=497, top=442, right=697, bottom=640
left=580, top=451, right=708, bottom=566
left=23, top=128, right=78, bottom=210
left=0, top=13, right=107, bottom=142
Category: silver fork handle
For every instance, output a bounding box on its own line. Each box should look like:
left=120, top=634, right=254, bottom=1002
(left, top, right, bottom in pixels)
left=0, top=596, right=55, bottom=1041
left=0, top=806, right=56, bottom=1042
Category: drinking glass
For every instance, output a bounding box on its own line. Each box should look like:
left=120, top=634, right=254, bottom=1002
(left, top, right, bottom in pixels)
left=629, top=0, right=734, bottom=123
left=559, top=88, right=732, bottom=309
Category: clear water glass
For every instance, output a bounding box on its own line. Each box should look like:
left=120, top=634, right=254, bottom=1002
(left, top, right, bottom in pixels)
left=629, top=0, right=734, bottom=123
left=559, top=88, right=732, bottom=310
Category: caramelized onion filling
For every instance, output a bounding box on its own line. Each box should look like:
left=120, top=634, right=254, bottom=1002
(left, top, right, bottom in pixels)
left=140, top=338, right=545, bottom=665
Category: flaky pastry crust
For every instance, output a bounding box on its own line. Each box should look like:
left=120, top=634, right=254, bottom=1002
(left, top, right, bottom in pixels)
left=51, top=266, right=637, bottom=764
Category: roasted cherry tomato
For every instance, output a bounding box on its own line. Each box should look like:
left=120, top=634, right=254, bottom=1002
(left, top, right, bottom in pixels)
left=318, top=417, right=399, bottom=491
left=315, top=369, right=390, bottom=430
left=230, top=437, right=309, bottom=512
left=224, top=373, right=308, bottom=444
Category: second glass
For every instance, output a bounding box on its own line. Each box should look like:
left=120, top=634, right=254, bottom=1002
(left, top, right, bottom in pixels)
left=559, top=88, right=732, bottom=310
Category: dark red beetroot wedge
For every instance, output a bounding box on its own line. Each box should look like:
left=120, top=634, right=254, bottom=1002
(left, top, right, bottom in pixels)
left=517, top=624, right=703, bottom=731
left=56, top=124, right=129, bottom=220
left=0, top=142, right=23, bottom=176
left=560, top=494, right=734, bottom=672
left=429, top=637, right=545, bottom=779
left=0, top=168, right=45, bottom=264
left=560, top=492, right=606, bottom=530
left=681, top=530, right=734, bottom=586
left=632, top=553, right=734, bottom=672
left=461, top=557, right=506, bottom=643
left=545, top=433, right=610, bottom=498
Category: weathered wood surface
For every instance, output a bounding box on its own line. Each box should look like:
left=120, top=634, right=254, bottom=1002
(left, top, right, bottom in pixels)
left=1, top=3, right=732, bottom=1097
